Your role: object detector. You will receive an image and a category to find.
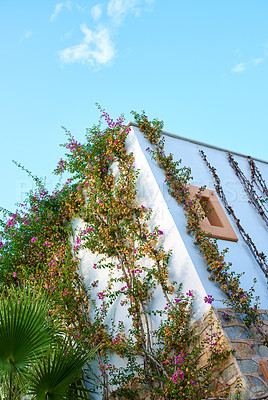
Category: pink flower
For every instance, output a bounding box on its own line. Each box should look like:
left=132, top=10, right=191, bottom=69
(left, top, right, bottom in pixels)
left=13, top=272, right=17, bottom=278
left=186, top=290, right=193, bottom=297
left=172, top=370, right=184, bottom=383
left=204, top=295, right=214, bottom=304
left=98, top=292, right=104, bottom=300
left=31, top=237, right=37, bottom=243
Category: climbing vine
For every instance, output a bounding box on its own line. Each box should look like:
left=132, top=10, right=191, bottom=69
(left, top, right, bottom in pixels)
left=228, top=153, right=268, bottom=226
left=131, top=111, right=265, bottom=340
left=200, top=150, right=268, bottom=280
left=248, top=157, right=268, bottom=204
left=2, top=107, right=262, bottom=399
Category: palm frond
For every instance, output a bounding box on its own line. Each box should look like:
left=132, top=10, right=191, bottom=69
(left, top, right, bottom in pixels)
left=26, top=341, right=99, bottom=400
left=0, top=286, right=53, bottom=395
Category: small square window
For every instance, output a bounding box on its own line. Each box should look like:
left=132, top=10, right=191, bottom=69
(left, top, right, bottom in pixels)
left=188, top=185, right=238, bottom=242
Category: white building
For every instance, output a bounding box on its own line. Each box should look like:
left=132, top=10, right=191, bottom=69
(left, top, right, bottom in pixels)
left=76, top=122, right=268, bottom=399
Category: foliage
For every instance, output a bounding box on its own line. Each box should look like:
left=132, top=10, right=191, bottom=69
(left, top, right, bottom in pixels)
left=0, top=106, right=249, bottom=399
left=0, top=285, right=96, bottom=400
left=132, top=110, right=268, bottom=349
left=26, top=342, right=96, bottom=400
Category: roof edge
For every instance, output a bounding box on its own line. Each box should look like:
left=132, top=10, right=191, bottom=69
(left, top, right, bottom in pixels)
left=126, top=121, right=268, bottom=165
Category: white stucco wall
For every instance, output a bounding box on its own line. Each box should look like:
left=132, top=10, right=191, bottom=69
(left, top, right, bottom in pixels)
left=74, top=125, right=267, bottom=398
left=129, top=124, right=268, bottom=309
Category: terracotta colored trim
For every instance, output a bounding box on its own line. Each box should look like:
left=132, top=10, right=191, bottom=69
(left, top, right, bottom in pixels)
left=188, top=185, right=238, bottom=242
left=259, top=358, right=268, bottom=385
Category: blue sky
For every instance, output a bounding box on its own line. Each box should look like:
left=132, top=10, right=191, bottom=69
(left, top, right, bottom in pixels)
left=1, top=0, right=268, bottom=214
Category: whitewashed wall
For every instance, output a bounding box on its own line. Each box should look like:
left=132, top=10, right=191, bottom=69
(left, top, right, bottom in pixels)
left=129, top=124, right=268, bottom=309
left=74, top=125, right=268, bottom=398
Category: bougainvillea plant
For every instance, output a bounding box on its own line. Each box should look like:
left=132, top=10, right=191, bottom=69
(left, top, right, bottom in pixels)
left=131, top=110, right=265, bottom=340
left=1, top=106, right=261, bottom=399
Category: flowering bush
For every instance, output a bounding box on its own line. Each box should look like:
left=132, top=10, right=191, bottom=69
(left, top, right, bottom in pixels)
left=0, top=107, right=237, bottom=399
left=131, top=110, right=265, bottom=342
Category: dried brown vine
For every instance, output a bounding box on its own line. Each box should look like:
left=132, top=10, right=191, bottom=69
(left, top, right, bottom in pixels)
left=200, top=150, right=268, bottom=281
left=227, top=153, right=268, bottom=226
left=248, top=157, right=268, bottom=197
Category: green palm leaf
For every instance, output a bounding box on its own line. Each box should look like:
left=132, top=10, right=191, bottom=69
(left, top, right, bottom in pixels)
left=0, top=285, right=98, bottom=399
left=26, top=342, right=98, bottom=400
left=0, top=286, right=55, bottom=397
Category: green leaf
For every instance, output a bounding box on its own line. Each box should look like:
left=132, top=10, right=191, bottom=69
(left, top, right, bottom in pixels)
left=26, top=341, right=98, bottom=400
left=0, top=286, right=53, bottom=396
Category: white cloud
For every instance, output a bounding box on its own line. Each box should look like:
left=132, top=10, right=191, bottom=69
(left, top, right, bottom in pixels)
left=23, top=30, right=32, bottom=39
left=63, top=30, right=73, bottom=40
left=231, top=44, right=268, bottom=74
left=252, top=57, right=263, bottom=66
left=59, top=24, right=115, bottom=67
left=91, top=4, right=102, bottom=20
left=232, top=63, right=246, bottom=73
left=107, top=0, right=139, bottom=24
left=57, top=1, right=153, bottom=68
left=232, top=55, right=265, bottom=73
left=76, top=4, right=84, bottom=12
left=50, top=1, right=71, bottom=21
left=50, top=3, right=64, bottom=21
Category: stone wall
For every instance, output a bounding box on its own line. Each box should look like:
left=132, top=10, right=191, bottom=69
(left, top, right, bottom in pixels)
left=194, top=307, right=268, bottom=399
